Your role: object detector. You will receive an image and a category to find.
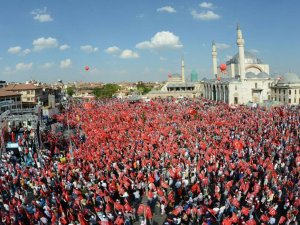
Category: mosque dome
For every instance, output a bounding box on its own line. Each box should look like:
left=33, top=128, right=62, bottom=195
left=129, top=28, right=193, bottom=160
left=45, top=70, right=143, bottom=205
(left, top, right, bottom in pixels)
left=257, top=72, right=269, bottom=78
left=227, top=50, right=263, bottom=64
left=245, top=72, right=256, bottom=78
left=278, top=73, right=300, bottom=84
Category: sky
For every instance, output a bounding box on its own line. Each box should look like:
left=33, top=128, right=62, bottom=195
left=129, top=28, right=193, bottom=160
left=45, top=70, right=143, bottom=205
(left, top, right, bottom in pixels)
left=0, top=0, right=300, bottom=83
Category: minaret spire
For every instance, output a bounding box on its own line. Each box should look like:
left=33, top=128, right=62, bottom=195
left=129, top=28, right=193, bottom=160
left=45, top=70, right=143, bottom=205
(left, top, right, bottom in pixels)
left=181, top=55, right=185, bottom=83
left=236, top=23, right=245, bottom=80
left=212, top=41, right=218, bottom=78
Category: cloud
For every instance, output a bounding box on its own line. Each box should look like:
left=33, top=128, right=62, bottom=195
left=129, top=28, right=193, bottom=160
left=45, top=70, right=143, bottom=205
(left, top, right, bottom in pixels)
left=191, top=10, right=220, bottom=20
left=31, top=8, right=53, bottom=22
left=157, top=6, right=176, bottom=13
left=21, top=49, right=31, bottom=56
left=8, top=46, right=22, bottom=55
left=60, top=59, right=72, bottom=69
left=80, top=45, right=98, bottom=53
left=120, top=50, right=139, bottom=59
left=41, top=62, right=54, bottom=69
left=8, top=46, right=31, bottom=56
left=199, top=2, right=214, bottom=9
left=160, top=56, right=167, bottom=61
left=16, top=62, right=33, bottom=71
left=59, top=44, right=70, bottom=51
left=216, top=43, right=230, bottom=50
left=249, top=49, right=259, bottom=54
left=136, top=31, right=183, bottom=50
left=136, top=14, right=145, bottom=18
left=105, top=46, right=121, bottom=54
left=33, top=37, right=58, bottom=51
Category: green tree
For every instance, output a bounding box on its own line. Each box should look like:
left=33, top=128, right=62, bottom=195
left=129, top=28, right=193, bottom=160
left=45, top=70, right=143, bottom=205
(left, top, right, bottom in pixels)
left=66, top=86, right=75, bottom=96
left=93, top=84, right=120, bottom=99
left=137, top=82, right=153, bottom=94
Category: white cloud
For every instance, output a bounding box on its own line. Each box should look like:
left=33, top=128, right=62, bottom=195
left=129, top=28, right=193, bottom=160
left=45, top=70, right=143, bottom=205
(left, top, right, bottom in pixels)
left=157, top=6, right=176, bottom=13
left=191, top=10, right=220, bottom=20
left=216, top=43, right=230, bottom=50
left=200, top=2, right=214, bottom=9
left=136, top=14, right=145, bottom=18
left=120, top=50, right=139, bottom=59
left=160, top=56, right=167, bottom=61
left=31, top=8, right=53, bottom=22
left=59, top=44, right=70, bottom=51
left=8, top=46, right=22, bottom=55
left=60, top=59, right=72, bottom=69
left=226, top=55, right=233, bottom=61
left=105, top=46, right=121, bottom=54
left=249, top=49, right=259, bottom=54
left=33, top=37, right=58, bottom=51
left=8, top=46, right=31, bottom=56
left=41, top=62, right=54, bottom=69
left=16, top=62, right=33, bottom=71
left=80, top=45, right=98, bottom=53
left=136, top=31, right=183, bottom=50
left=21, top=49, right=31, bottom=56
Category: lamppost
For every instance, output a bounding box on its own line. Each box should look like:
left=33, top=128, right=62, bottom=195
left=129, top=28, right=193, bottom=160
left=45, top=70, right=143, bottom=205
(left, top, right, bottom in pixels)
left=61, top=100, right=73, bottom=161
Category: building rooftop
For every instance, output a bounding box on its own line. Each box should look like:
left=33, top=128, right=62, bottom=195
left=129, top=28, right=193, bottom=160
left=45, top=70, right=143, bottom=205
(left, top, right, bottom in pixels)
left=4, top=83, right=43, bottom=91
left=0, top=90, right=21, bottom=97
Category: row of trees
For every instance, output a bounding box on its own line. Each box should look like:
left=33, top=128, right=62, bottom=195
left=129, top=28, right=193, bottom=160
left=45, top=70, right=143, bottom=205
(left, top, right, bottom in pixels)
left=66, top=82, right=153, bottom=99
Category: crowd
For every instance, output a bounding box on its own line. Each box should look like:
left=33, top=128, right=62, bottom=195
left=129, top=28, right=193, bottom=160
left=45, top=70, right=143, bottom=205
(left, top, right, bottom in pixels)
left=0, top=98, right=299, bottom=225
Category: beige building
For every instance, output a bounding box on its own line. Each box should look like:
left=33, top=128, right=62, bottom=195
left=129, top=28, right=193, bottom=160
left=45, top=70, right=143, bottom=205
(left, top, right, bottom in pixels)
left=270, top=73, right=300, bottom=105
left=3, top=83, right=43, bottom=108
left=0, top=90, right=22, bottom=113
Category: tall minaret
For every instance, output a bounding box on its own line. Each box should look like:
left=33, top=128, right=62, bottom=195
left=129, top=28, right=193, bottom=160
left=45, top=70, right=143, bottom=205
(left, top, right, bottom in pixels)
left=212, top=41, right=218, bottom=77
left=181, top=56, right=185, bottom=83
left=237, top=24, right=245, bottom=80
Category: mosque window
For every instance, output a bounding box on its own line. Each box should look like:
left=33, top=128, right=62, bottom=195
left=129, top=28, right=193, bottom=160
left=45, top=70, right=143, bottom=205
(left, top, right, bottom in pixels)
left=288, top=99, right=291, bottom=103
left=289, top=90, right=291, bottom=95
left=295, top=90, right=297, bottom=95
left=255, top=83, right=258, bottom=88
left=294, top=98, right=296, bottom=103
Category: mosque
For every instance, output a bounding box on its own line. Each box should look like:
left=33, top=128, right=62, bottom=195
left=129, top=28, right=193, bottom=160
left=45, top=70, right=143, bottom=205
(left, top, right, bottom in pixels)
left=202, top=24, right=300, bottom=105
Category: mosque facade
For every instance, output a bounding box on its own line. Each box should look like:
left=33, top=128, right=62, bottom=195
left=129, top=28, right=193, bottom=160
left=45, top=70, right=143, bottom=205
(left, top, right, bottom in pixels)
left=203, top=25, right=280, bottom=105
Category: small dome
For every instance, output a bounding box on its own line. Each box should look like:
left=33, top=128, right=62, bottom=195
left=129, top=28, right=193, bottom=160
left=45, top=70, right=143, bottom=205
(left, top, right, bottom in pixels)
left=278, top=73, right=300, bottom=83
left=257, top=72, right=269, bottom=78
left=245, top=72, right=256, bottom=78
left=228, top=50, right=262, bottom=64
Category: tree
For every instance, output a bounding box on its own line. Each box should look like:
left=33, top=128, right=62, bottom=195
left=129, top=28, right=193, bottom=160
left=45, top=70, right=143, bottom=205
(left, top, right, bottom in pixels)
left=137, top=82, right=153, bottom=94
left=92, top=84, right=120, bottom=99
left=66, top=86, right=75, bottom=96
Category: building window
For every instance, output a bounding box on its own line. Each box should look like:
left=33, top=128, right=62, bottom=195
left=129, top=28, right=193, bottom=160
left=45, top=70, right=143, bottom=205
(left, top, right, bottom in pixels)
left=268, top=83, right=270, bottom=87
left=27, top=91, right=30, bottom=94
left=268, top=95, right=270, bottom=100
left=234, top=97, right=238, bottom=104
left=275, top=89, right=277, bottom=94
left=294, top=98, right=296, bottom=103
left=27, top=97, right=30, bottom=101
left=255, top=83, right=257, bottom=88
left=289, top=90, right=291, bottom=95
left=279, top=97, right=281, bottom=101
left=288, top=99, right=291, bottom=103
left=283, top=90, right=286, bottom=95
left=279, top=89, right=281, bottom=94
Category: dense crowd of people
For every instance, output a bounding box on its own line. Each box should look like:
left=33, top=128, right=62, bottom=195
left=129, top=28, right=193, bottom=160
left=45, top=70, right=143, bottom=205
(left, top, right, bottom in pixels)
left=0, top=98, right=299, bottom=225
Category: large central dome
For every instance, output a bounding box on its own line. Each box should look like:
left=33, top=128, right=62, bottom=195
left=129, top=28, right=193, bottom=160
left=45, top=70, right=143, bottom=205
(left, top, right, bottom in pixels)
left=227, top=50, right=263, bottom=64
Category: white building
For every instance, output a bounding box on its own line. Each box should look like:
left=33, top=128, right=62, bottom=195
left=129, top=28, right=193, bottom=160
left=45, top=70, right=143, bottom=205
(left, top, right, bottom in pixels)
left=270, top=73, right=300, bottom=105
left=204, top=24, right=278, bottom=105
left=147, top=58, right=203, bottom=99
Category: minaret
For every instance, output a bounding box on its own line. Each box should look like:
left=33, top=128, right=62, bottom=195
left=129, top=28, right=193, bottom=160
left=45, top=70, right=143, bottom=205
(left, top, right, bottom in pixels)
left=181, top=56, right=185, bottom=83
left=237, top=24, right=245, bottom=80
left=212, top=41, right=218, bottom=78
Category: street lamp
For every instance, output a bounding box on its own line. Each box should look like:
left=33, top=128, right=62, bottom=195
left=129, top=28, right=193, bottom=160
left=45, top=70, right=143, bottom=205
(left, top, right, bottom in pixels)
left=61, top=100, right=73, bottom=161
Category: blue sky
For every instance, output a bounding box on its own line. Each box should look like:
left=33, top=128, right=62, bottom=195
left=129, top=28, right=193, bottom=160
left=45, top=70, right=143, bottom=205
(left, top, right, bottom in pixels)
left=1, top=0, right=300, bottom=83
